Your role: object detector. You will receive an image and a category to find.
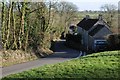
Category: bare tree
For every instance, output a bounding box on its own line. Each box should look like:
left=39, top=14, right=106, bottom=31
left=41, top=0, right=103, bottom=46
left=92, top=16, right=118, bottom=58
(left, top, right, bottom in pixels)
left=53, top=1, right=78, bottom=33
left=101, top=4, right=117, bottom=12
left=101, top=4, right=117, bottom=28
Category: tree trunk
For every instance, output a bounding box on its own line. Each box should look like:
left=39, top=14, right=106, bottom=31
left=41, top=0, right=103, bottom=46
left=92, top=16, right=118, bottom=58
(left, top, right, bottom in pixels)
left=11, top=2, right=17, bottom=49
left=24, top=15, right=29, bottom=51
left=45, top=1, right=51, bottom=32
left=1, top=1, right=6, bottom=50
left=6, top=1, right=12, bottom=49
left=21, top=3, right=25, bottom=36
left=19, top=2, right=26, bottom=49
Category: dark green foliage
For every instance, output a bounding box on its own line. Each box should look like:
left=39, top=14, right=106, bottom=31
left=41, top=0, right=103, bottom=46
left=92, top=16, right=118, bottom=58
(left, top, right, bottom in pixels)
left=66, top=34, right=82, bottom=50
left=106, top=34, right=120, bottom=50
left=66, top=34, right=82, bottom=43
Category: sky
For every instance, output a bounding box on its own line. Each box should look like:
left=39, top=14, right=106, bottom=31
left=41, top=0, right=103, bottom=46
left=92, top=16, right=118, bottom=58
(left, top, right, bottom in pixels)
left=64, top=0, right=119, bottom=11
left=0, top=0, right=119, bottom=11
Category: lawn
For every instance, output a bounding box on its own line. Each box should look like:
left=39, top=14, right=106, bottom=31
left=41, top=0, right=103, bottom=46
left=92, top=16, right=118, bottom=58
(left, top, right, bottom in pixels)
left=2, top=50, right=120, bottom=79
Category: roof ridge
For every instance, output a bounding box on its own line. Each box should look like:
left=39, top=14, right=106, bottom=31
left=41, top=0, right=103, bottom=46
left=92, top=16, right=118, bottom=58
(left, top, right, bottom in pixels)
left=77, top=18, right=99, bottom=31
left=88, top=24, right=104, bottom=36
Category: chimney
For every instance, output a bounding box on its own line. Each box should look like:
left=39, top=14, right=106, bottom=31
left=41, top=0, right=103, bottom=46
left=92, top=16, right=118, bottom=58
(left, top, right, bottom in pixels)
left=85, top=15, right=90, bottom=20
left=98, top=14, right=102, bottom=20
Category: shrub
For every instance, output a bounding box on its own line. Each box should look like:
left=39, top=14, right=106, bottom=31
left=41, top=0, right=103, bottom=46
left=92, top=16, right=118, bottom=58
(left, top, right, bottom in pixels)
left=106, top=34, right=120, bottom=50
left=66, top=34, right=82, bottom=50
left=66, top=34, right=82, bottom=43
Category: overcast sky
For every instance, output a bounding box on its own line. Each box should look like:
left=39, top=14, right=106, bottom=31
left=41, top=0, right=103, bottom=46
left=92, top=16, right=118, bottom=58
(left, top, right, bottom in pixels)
left=0, top=0, right=119, bottom=11
left=64, top=0, right=119, bottom=11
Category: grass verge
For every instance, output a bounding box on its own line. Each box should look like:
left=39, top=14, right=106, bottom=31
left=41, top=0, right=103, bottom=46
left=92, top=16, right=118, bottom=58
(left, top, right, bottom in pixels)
left=2, top=50, right=120, bottom=79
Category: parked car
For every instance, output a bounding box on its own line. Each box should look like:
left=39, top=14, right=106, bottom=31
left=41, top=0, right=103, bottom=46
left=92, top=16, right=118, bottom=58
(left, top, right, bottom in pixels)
left=94, top=40, right=108, bottom=52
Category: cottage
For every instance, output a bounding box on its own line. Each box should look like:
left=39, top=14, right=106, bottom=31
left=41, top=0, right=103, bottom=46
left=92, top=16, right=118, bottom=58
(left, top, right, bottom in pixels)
left=77, top=15, right=112, bottom=51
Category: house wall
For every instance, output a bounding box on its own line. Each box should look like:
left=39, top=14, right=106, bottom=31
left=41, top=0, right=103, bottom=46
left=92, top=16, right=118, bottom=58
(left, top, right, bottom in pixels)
left=77, top=26, right=88, bottom=49
left=88, top=24, right=112, bottom=51
left=94, top=27, right=112, bottom=38
left=88, top=36, right=94, bottom=50
left=77, top=19, right=113, bottom=51
left=77, top=27, right=84, bottom=45
left=91, top=27, right=112, bottom=51
left=87, top=20, right=105, bottom=50
left=90, top=21, right=112, bottom=51
left=84, top=31, right=89, bottom=49
left=77, top=27, right=83, bottom=34
left=83, top=34, right=95, bottom=51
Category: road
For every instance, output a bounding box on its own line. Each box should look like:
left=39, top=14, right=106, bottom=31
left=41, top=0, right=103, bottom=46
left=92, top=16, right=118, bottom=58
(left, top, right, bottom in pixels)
left=1, top=40, right=81, bottom=78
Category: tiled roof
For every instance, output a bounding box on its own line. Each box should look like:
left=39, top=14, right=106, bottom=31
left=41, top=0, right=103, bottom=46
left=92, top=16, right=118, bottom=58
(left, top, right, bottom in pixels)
left=88, top=24, right=104, bottom=36
left=77, top=18, right=98, bottom=31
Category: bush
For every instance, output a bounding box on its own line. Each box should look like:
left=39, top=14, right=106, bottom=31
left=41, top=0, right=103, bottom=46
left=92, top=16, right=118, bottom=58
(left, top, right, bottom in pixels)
left=66, top=34, right=82, bottom=50
left=106, top=34, right=120, bottom=50
left=66, top=34, right=82, bottom=43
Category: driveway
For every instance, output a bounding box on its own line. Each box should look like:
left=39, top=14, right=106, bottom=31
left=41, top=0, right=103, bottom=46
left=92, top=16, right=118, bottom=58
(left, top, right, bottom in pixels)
left=48, top=39, right=82, bottom=58
left=1, top=40, right=82, bottom=78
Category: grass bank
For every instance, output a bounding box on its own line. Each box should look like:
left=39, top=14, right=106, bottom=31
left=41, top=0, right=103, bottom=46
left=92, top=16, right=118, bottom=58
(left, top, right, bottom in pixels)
left=1, top=49, right=53, bottom=67
left=2, top=50, right=119, bottom=79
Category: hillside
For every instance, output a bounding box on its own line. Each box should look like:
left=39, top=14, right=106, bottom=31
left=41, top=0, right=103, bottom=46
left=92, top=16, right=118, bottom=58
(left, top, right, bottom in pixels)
left=2, top=51, right=119, bottom=79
